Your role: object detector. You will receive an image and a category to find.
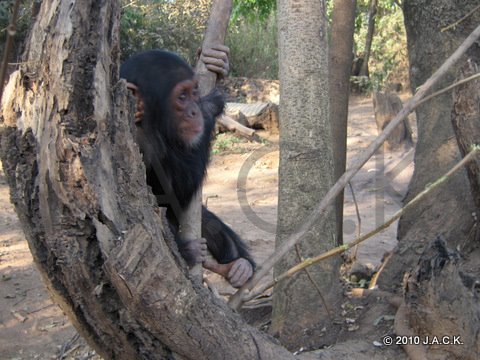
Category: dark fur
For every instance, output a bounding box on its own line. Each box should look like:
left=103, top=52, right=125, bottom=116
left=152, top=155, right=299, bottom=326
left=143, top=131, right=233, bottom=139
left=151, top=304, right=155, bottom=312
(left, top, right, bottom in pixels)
left=120, top=49, right=255, bottom=267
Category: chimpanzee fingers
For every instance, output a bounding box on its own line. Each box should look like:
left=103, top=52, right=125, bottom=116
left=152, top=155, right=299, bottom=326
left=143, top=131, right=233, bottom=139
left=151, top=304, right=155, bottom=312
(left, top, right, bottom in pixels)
left=201, top=50, right=229, bottom=72
left=197, top=46, right=230, bottom=77
left=228, top=258, right=253, bottom=288
left=202, top=48, right=229, bottom=61
left=203, top=258, right=231, bottom=278
left=205, top=64, right=228, bottom=77
left=199, top=238, right=208, bottom=257
left=209, top=44, right=230, bottom=55
left=201, top=54, right=228, bottom=69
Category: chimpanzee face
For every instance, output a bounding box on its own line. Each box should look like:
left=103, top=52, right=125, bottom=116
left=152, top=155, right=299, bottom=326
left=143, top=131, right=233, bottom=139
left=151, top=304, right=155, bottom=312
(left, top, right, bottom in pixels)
left=170, top=78, right=204, bottom=147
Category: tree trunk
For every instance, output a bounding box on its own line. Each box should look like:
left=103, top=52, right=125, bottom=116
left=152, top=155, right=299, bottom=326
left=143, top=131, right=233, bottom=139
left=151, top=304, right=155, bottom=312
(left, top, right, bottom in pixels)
left=451, top=59, right=480, bottom=211
left=403, top=53, right=480, bottom=360
left=0, top=1, right=293, bottom=359
left=372, top=91, right=413, bottom=151
left=329, top=0, right=357, bottom=245
left=359, top=0, right=377, bottom=77
left=380, top=0, right=480, bottom=291
left=271, top=0, right=341, bottom=351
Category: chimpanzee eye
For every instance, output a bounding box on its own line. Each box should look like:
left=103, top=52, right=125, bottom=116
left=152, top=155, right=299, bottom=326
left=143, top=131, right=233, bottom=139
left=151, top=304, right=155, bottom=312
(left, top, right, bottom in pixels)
left=193, top=84, right=199, bottom=97
left=178, top=92, right=187, bottom=101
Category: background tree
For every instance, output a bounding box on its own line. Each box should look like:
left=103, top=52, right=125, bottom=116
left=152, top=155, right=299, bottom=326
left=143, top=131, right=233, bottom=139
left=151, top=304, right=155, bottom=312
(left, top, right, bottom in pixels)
left=381, top=0, right=480, bottom=288
left=0, top=0, right=38, bottom=68
left=359, top=0, right=377, bottom=76
left=271, top=0, right=341, bottom=350
left=329, top=0, right=357, bottom=245
left=379, top=3, right=480, bottom=358
left=352, top=0, right=407, bottom=90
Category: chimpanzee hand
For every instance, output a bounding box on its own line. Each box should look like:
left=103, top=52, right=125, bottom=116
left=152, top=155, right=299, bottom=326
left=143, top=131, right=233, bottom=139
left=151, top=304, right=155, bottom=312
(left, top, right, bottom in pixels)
left=198, top=45, right=230, bottom=78
left=177, top=237, right=208, bottom=267
left=204, top=257, right=253, bottom=288
left=227, top=258, right=253, bottom=288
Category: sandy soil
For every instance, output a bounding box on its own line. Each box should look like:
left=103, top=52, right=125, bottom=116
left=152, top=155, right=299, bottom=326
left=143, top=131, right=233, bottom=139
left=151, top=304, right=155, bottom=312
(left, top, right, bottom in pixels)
left=0, top=95, right=415, bottom=359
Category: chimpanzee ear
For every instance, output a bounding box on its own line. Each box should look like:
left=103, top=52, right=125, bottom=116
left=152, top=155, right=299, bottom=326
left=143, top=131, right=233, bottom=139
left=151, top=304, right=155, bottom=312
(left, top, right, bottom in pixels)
left=126, top=82, right=145, bottom=123
left=200, top=88, right=225, bottom=119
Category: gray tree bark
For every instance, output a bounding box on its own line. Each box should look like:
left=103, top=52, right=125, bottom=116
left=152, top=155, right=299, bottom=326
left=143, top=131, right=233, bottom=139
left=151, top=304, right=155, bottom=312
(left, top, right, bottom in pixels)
left=0, top=1, right=294, bottom=359
left=329, top=0, right=357, bottom=245
left=271, top=0, right=341, bottom=351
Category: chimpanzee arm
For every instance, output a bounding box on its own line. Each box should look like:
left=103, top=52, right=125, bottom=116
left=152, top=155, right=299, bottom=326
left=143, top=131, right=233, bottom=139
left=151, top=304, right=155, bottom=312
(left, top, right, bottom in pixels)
left=200, top=89, right=225, bottom=125
left=201, top=207, right=255, bottom=268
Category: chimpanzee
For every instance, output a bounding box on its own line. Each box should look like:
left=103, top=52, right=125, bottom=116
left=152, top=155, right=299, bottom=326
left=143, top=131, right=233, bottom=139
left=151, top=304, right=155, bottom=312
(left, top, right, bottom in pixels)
left=120, top=47, right=255, bottom=287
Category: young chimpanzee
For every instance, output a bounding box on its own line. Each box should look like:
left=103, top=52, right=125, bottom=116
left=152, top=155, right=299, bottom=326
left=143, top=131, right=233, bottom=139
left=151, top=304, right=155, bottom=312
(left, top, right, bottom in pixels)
left=120, top=48, right=255, bottom=287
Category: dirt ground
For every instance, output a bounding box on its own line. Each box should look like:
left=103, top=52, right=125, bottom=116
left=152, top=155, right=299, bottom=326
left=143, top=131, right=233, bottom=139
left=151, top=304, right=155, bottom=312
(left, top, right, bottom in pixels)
left=0, top=94, right=416, bottom=359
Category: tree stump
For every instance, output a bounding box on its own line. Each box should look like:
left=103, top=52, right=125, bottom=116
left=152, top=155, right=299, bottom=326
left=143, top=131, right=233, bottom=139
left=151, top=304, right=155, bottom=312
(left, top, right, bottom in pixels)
left=372, top=91, right=413, bottom=151
left=405, top=237, right=480, bottom=360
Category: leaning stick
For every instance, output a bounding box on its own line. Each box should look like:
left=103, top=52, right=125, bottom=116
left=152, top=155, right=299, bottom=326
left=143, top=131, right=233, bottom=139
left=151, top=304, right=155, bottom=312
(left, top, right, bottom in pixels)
left=229, top=24, right=480, bottom=309
left=179, top=0, right=233, bottom=280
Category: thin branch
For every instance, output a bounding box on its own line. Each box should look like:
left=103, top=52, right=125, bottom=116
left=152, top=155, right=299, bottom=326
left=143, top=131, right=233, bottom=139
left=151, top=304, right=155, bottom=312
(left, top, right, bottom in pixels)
left=441, top=4, right=480, bottom=33
left=368, top=250, right=393, bottom=289
left=416, top=72, right=480, bottom=107
left=183, top=0, right=232, bottom=280
left=241, top=147, right=479, bottom=303
left=348, top=181, right=362, bottom=260
left=229, top=24, right=480, bottom=310
left=294, top=245, right=332, bottom=318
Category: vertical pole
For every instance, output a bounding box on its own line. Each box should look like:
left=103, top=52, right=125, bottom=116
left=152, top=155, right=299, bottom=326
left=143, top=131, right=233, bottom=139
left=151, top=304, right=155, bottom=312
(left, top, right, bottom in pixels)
left=179, top=0, right=233, bottom=280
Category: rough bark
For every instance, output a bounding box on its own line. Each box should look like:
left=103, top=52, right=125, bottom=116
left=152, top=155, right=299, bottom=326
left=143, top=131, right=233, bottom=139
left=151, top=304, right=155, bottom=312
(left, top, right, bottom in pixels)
left=399, top=47, right=480, bottom=360
left=405, top=237, right=480, bottom=360
left=271, top=0, right=341, bottom=351
left=380, top=0, right=480, bottom=291
left=0, top=1, right=293, bottom=359
left=372, top=91, right=413, bottom=151
left=329, top=0, right=357, bottom=245
left=451, top=59, right=480, bottom=211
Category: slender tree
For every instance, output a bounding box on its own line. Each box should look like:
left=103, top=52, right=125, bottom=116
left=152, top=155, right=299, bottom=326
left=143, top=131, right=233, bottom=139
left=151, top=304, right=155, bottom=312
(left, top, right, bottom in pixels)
left=271, top=0, right=341, bottom=350
left=359, top=0, right=377, bottom=77
left=329, top=0, right=357, bottom=245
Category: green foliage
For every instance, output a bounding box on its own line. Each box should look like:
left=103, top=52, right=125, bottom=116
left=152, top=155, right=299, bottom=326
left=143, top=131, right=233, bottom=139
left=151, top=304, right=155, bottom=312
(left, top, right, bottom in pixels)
left=354, top=0, right=408, bottom=90
left=120, top=0, right=211, bottom=63
left=0, top=1, right=37, bottom=61
left=232, top=0, right=276, bottom=22
left=227, top=12, right=278, bottom=79
left=120, top=0, right=278, bottom=78
left=212, top=133, right=245, bottom=155
left=0, top=1, right=15, bottom=25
